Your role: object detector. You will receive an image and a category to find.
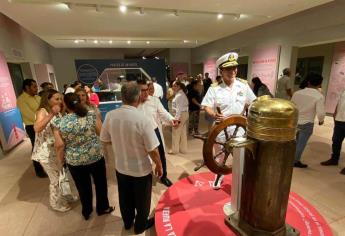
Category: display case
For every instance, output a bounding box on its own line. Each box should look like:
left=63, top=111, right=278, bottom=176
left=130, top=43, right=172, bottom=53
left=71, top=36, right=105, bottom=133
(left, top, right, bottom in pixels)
left=96, top=68, right=151, bottom=120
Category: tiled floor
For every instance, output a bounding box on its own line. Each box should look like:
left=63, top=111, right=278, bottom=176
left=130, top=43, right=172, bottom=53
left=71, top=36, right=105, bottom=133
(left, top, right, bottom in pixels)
left=0, top=114, right=344, bottom=236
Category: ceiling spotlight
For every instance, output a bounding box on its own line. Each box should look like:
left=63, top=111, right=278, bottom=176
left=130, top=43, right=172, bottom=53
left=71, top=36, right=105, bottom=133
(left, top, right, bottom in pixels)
left=183, top=40, right=189, bottom=43
left=74, top=40, right=79, bottom=44
left=217, top=13, right=223, bottom=20
left=142, top=56, right=146, bottom=59
left=108, top=40, right=113, bottom=44
left=233, top=14, right=241, bottom=20
left=155, top=56, right=159, bottom=60
left=174, top=10, right=179, bottom=16
left=119, top=5, right=127, bottom=13
left=127, top=40, right=131, bottom=44
left=93, top=40, right=98, bottom=44
left=66, top=3, right=74, bottom=10
left=139, top=7, right=145, bottom=15
left=146, top=41, right=150, bottom=44
left=95, top=5, right=101, bottom=12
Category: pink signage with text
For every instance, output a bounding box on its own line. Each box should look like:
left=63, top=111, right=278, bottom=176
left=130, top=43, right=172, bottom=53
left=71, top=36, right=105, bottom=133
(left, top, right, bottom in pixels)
left=325, top=42, right=345, bottom=114
left=251, top=46, right=281, bottom=94
left=203, top=58, right=217, bottom=81
left=0, top=52, right=17, bottom=112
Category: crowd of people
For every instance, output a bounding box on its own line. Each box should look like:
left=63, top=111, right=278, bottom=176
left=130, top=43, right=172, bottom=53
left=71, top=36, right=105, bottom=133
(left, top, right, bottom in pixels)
left=15, top=51, right=345, bottom=234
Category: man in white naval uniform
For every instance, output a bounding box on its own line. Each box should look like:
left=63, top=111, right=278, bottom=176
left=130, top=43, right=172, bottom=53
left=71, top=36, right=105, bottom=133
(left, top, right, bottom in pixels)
left=201, top=52, right=256, bottom=189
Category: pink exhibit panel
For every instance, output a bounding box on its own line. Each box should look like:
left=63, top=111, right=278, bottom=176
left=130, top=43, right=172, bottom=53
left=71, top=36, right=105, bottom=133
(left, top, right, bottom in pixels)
left=0, top=52, right=17, bottom=112
left=0, top=51, right=25, bottom=151
left=203, top=58, right=217, bottom=81
left=325, top=42, right=345, bottom=114
left=251, top=45, right=281, bottom=94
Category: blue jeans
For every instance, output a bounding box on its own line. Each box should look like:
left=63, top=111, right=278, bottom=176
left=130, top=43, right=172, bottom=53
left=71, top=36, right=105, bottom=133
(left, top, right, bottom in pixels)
left=295, top=123, right=314, bottom=163
left=331, top=121, right=345, bottom=161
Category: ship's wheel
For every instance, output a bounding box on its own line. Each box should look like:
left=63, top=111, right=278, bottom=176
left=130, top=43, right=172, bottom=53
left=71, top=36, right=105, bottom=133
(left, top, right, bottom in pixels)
left=202, top=115, right=247, bottom=175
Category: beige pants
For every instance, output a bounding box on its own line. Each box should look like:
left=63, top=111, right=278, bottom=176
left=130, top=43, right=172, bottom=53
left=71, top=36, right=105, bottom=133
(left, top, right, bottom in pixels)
left=172, top=111, right=189, bottom=153
left=41, top=159, right=67, bottom=209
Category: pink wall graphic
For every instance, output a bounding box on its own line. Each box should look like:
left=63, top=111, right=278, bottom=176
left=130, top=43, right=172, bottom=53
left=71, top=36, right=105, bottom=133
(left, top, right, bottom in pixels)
left=251, top=46, right=281, bottom=94
left=170, top=63, right=188, bottom=82
left=0, top=52, right=17, bottom=112
left=0, top=51, right=25, bottom=151
left=203, top=58, right=217, bottom=81
left=325, top=42, right=345, bottom=114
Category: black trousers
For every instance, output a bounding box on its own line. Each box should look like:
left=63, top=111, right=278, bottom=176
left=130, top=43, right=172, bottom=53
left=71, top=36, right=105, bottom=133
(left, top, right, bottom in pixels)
left=116, top=171, right=152, bottom=234
left=68, top=158, right=110, bottom=217
left=331, top=121, right=345, bottom=161
left=25, top=125, right=45, bottom=175
left=154, top=128, right=167, bottom=179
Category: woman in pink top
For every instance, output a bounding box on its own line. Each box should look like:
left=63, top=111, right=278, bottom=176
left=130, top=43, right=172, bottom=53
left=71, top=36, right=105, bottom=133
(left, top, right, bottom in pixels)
left=85, top=85, right=100, bottom=107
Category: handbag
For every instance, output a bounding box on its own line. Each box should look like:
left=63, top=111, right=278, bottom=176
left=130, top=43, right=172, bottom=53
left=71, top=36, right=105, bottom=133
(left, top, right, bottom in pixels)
left=59, top=167, right=72, bottom=196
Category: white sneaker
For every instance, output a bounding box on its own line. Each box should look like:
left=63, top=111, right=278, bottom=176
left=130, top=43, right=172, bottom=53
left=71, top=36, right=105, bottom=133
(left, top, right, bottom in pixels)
left=212, top=174, right=224, bottom=190
left=52, top=204, right=71, bottom=212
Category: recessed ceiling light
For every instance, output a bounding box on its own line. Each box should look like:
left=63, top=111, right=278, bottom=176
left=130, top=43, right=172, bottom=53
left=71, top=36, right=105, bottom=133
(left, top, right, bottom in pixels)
left=155, top=56, right=159, bottom=59
left=142, top=56, right=146, bottom=59
left=139, top=7, right=145, bottom=15
left=217, top=13, right=223, bottom=20
left=127, top=40, right=131, bottom=44
left=146, top=41, right=150, bottom=44
left=95, top=5, right=101, bottom=12
left=183, top=40, right=189, bottom=43
left=119, top=5, right=127, bottom=13
left=94, top=40, right=98, bottom=44
left=109, top=40, right=113, bottom=44
left=74, top=39, right=79, bottom=44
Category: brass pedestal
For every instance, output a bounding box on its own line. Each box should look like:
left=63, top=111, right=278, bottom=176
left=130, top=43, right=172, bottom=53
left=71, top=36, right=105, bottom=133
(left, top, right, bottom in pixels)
left=226, top=213, right=300, bottom=236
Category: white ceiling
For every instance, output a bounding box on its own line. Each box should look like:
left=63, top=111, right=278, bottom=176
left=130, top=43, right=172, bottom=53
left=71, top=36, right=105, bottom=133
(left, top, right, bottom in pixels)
left=0, top=0, right=333, bottom=48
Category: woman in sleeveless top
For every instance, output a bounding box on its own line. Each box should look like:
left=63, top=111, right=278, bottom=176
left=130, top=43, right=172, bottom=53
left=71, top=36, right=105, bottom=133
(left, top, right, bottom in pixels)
left=32, top=89, right=71, bottom=212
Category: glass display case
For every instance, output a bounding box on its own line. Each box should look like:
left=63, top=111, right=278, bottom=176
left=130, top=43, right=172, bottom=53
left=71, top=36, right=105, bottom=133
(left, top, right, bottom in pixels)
left=95, top=68, right=151, bottom=120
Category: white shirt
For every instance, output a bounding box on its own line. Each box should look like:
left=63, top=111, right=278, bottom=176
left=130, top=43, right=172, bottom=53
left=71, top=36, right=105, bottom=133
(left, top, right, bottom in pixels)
left=202, top=79, right=256, bottom=141
left=100, top=105, right=159, bottom=177
left=137, top=96, right=174, bottom=129
left=202, top=79, right=256, bottom=118
left=153, top=82, right=164, bottom=99
left=276, top=75, right=292, bottom=99
left=291, top=88, right=325, bottom=125
left=64, top=87, right=75, bottom=94
left=335, top=90, right=345, bottom=122
left=172, top=90, right=189, bottom=120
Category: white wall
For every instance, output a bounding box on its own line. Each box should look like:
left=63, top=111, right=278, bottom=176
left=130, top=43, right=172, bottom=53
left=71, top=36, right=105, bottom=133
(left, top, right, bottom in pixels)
left=191, top=0, right=345, bottom=81
left=49, top=48, right=125, bottom=88
left=0, top=13, right=51, bottom=64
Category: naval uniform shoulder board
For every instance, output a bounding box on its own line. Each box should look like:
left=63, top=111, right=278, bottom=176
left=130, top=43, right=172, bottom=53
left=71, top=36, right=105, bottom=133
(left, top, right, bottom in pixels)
left=236, top=78, right=248, bottom=84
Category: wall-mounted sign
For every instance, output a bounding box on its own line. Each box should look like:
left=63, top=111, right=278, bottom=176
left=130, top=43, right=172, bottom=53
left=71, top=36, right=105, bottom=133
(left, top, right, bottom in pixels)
left=203, top=58, right=217, bottom=81
left=325, top=42, right=345, bottom=114
left=251, top=45, right=281, bottom=94
left=0, top=53, right=17, bottom=112
left=0, top=108, right=26, bottom=151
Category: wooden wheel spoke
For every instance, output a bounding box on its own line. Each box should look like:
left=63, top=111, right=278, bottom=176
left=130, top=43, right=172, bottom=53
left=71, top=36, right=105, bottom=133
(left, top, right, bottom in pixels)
left=213, top=150, right=225, bottom=160
left=214, top=141, right=225, bottom=146
left=231, top=125, right=241, bottom=138
left=221, top=152, right=230, bottom=166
